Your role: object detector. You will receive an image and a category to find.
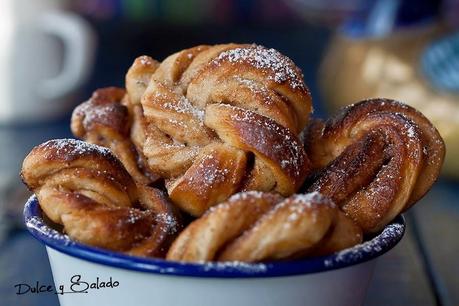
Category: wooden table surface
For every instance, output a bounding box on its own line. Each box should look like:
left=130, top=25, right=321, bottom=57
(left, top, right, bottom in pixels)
left=366, top=180, right=459, bottom=306
left=0, top=179, right=458, bottom=306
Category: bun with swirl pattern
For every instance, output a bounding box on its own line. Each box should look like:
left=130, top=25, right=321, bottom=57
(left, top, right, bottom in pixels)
left=21, top=139, right=182, bottom=257
left=302, top=99, right=445, bottom=233
left=166, top=191, right=362, bottom=262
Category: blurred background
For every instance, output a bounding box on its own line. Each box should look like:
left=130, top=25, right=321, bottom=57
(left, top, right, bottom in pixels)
left=0, top=0, right=458, bottom=305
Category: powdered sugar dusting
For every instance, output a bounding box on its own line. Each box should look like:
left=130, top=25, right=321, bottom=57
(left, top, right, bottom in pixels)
left=125, top=209, right=145, bottom=224
left=156, top=212, right=180, bottom=234
left=214, top=45, right=306, bottom=90
left=228, top=190, right=266, bottom=202
left=139, top=55, right=154, bottom=66
left=289, top=192, right=335, bottom=208
left=234, top=76, right=275, bottom=105
left=278, top=192, right=335, bottom=229
left=162, top=96, right=205, bottom=124
left=201, top=260, right=267, bottom=273
left=193, top=151, right=233, bottom=190
left=78, top=102, right=127, bottom=133
left=41, top=139, right=111, bottom=157
left=324, top=223, right=404, bottom=267
left=207, top=191, right=269, bottom=214
left=402, top=121, right=422, bottom=160
left=406, top=124, right=416, bottom=138
left=83, top=105, right=113, bottom=125
left=229, top=107, right=304, bottom=177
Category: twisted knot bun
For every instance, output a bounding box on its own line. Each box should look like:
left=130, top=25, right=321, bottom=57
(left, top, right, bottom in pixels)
left=21, top=139, right=181, bottom=257
left=302, top=99, right=445, bottom=233
left=167, top=191, right=362, bottom=262
left=125, top=44, right=312, bottom=216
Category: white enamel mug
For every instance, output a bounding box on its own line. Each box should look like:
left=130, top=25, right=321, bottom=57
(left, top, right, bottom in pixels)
left=24, top=196, right=405, bottom=306
left=0, top=0, right=94, bottom=123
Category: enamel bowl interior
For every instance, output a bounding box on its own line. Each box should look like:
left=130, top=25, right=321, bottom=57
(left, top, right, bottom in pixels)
left=24, top=195, right=405, bottom=278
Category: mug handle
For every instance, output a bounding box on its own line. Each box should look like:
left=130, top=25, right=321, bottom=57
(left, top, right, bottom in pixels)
left=38, top=10, right=95, bottom=100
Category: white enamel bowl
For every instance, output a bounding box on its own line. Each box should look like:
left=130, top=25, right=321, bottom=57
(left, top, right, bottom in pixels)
left=24, top=195, right=405, bottom=306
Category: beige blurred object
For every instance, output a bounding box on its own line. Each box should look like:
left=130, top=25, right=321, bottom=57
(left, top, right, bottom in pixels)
left=319, top=24, right=459, bottom=178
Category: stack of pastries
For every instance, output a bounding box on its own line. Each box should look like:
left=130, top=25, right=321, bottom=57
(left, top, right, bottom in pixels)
left=21, top=44, right=445, bottom=263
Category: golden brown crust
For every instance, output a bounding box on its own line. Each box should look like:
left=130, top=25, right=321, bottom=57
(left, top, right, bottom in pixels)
left=205, top=104, right=310, bottom=195
left=303, top=99, right=445, bottom=233
left=21, top=139, right=181, bottom=257
left=166, top=191, right=362, bottom=263
left=167, top=143, right=248, bottom=216
left=124, top=44, right=312, bottom=216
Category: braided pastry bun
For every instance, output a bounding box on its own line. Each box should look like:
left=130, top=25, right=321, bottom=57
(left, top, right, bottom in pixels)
left=302, top=99, right=445, bottom=233
left=21, top=139, right=182, bottom=257
left=167, top=191, right=362, bottom=263
left=124, top=44, right=312, bottom=216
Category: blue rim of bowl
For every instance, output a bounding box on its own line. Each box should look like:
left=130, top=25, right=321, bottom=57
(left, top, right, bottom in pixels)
left=24, top=195, right=405, bottom=278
